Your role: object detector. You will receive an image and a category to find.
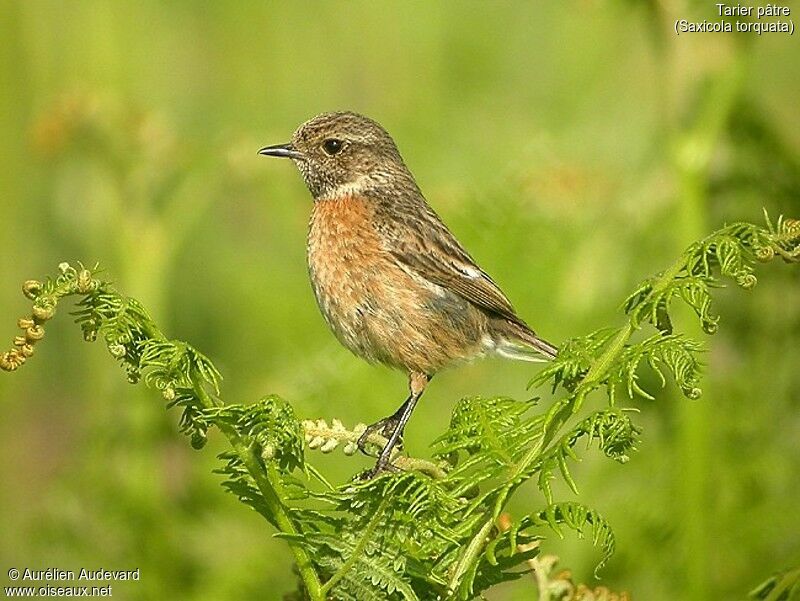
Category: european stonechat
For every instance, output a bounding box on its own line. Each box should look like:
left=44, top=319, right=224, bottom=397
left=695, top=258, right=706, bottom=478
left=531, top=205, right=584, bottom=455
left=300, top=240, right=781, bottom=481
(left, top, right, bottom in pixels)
left=259, top=112, right=557, bottom=477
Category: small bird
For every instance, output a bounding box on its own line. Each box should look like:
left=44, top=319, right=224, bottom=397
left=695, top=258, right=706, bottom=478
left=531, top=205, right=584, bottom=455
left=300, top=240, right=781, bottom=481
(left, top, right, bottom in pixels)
left=259, top=112, right=557, bottom=477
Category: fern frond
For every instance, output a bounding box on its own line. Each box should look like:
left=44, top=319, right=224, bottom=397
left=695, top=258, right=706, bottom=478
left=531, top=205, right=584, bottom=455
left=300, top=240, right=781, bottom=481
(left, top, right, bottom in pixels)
left=140, top=339, right=221, bottom=395
left=214, top=451, right=276, bottom=524
left=529, top=328, right=619, bottom=393
left=202, top=396, right=304, bottom=472
left=433, top=397, right=544, bottom=498
left=530, top=503, right=616, bottom=576
left=623, top=220, right=783, bottom=334
left=338, top=473, right=474, bottom=564
left=461, top=503, right=614, bottom=600
left=293, top=531, right=421, bottom=601
left=608, top=334, right=704, bottom=402
left=536, top=409, right=641, bottom=502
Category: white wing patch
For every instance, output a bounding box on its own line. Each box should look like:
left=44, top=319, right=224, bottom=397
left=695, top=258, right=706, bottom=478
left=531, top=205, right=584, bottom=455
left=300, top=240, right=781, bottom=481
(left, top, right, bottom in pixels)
left=494, top=338, right=549, bottom=363
left=453, top=262, right=482, bottom=279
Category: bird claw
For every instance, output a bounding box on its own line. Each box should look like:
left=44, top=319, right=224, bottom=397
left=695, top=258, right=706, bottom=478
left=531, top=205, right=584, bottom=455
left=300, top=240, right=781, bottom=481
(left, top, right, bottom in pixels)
left=357, top=416, right=404, bottom=456
left=356, top=415, right=407, bottom=479
left=358, top=458, right=400, bottom=481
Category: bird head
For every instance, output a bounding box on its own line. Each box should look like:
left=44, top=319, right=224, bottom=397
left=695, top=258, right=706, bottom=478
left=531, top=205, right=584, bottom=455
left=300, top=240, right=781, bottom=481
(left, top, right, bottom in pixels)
left=259, top=111, right=414, bottom=201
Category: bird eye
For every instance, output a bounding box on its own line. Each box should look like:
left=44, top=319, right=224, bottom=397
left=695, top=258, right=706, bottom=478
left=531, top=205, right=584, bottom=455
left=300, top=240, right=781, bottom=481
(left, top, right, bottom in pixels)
left=322, top=138, right=344, bottom=156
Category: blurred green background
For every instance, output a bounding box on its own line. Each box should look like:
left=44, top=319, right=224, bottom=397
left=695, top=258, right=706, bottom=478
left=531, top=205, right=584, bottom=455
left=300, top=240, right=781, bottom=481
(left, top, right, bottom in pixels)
left=1, top=2, right=798, bottom=599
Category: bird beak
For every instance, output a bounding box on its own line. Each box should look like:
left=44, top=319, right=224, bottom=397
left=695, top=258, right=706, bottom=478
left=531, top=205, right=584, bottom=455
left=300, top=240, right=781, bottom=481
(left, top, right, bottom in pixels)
left=258, top=143, right=304, bottom=160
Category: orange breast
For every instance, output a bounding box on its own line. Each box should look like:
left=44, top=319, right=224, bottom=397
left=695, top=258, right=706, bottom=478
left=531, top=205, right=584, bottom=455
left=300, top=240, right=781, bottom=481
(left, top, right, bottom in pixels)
left=306, top=194, right=487, bottom=373
left=306, top=195, right=387, bottom=358
left=307, top=195, right=384, bottom=290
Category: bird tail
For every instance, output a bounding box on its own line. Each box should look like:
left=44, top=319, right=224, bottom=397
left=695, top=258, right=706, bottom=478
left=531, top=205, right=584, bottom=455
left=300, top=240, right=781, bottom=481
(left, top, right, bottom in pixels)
left=494, top=321, right=558, bottom=362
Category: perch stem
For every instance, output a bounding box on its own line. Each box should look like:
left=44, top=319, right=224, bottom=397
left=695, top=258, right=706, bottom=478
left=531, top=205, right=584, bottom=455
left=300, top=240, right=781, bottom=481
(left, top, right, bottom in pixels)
left=192, top=378, right=325, bottom=601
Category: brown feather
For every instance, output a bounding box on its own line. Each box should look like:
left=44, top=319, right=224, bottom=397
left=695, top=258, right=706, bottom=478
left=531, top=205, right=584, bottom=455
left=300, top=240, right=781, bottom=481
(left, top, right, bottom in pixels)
left=377, top=193, right=525, bottom=327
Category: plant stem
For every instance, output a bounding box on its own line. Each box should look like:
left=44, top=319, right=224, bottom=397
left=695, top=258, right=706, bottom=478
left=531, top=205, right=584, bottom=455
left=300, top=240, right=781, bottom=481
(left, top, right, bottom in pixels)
left=192, top=378, right=325, bottom=601
left=446, top=514, right=494, bottom=598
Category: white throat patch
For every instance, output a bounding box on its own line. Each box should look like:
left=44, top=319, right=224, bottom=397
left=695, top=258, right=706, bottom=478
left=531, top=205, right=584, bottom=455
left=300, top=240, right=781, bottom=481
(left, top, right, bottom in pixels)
left=317, top=174, right=374, bottom=201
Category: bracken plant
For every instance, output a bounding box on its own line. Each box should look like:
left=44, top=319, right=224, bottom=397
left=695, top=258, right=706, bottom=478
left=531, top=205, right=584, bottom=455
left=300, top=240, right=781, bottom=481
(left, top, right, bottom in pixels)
left=2, top=213, right=799, bottom=600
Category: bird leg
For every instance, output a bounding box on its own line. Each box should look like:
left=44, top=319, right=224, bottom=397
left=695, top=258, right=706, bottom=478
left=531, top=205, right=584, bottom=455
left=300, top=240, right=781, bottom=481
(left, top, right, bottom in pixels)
left=357, top=398, right=411, bottom=453
left=358, top=372, right=429, bottom=478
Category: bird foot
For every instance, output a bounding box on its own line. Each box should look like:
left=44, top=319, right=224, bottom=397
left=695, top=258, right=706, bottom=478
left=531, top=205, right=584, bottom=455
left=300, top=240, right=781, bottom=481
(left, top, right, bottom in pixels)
left=357, top=415, right=404, bottom=456
left=358, top=457, right=400, bottom=480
